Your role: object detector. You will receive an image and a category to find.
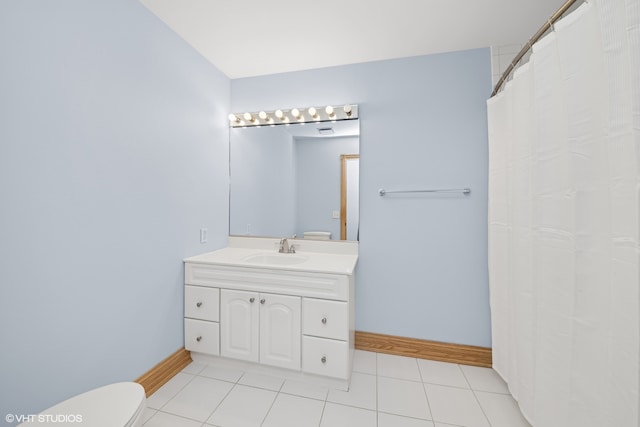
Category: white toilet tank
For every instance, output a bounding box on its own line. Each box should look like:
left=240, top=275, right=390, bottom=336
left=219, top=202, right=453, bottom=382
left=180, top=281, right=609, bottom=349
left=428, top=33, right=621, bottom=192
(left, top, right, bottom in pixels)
left=303, top=231, right=331, bottom=240
left=19, top=382, right=146, bottom=426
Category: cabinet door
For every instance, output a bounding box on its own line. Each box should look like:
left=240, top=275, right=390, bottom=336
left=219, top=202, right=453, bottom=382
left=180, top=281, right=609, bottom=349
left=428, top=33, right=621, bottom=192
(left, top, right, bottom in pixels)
left=220, top=289, right=259, bottom=362
left=259, top=293, right=301, bottom=370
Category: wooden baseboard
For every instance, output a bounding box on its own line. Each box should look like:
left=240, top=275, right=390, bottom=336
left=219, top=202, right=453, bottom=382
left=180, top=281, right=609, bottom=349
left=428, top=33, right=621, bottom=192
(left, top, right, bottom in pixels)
left=355, top=331, right=492, bottom=367
left=132, top=335, right=489, bottom=397
left=135, top=348, right=192, bottom=397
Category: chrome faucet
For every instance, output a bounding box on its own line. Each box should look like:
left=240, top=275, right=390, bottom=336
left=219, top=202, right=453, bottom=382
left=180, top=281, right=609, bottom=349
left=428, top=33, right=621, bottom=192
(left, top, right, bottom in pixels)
left=279, top=238, right=296, bottom=253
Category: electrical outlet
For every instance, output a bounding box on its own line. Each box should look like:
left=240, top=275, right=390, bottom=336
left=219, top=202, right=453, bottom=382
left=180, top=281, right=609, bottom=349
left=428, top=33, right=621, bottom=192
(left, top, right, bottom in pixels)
left=200, top=228, right=208, bottom=243
left=332, top=210, right=340, bottom=219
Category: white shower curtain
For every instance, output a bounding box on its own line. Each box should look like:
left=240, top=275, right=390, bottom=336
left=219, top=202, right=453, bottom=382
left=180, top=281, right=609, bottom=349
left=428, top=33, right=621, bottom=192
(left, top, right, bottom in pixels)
left=487, top=1, right=640, bottom=426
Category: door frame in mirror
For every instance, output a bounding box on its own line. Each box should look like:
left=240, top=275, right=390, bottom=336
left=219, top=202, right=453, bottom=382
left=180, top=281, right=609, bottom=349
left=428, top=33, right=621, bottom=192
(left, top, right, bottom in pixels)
left=340, top=154, right=359, bottom=240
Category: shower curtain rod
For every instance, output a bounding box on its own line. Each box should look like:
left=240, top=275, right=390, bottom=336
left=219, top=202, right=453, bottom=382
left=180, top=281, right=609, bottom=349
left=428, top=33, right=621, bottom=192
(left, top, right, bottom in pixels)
left=491, top=0, right=582, bottom=97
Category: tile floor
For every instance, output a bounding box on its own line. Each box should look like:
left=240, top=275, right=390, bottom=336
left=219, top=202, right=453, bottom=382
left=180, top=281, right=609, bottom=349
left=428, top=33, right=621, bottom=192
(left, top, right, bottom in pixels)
left=142, top=350, right=531, bottom=427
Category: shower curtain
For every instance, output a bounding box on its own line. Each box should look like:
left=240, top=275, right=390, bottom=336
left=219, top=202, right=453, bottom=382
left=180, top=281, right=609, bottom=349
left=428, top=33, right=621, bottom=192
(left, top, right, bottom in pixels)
left=487, top=1, right=639, bottom=426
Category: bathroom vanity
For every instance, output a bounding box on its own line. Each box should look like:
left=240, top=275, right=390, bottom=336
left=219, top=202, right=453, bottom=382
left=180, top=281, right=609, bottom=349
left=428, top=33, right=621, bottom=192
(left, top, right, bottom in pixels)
left=183, top=236, right=358, bottom=389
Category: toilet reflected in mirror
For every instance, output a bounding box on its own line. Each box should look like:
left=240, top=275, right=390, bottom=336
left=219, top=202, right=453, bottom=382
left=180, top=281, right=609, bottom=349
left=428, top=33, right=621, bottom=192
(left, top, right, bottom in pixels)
left=303, top=231, right=332, bottom=240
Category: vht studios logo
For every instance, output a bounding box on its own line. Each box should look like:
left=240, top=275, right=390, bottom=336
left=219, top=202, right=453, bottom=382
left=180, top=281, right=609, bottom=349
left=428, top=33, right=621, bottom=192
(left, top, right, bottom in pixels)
left=5, top=413, right=83, bottom=424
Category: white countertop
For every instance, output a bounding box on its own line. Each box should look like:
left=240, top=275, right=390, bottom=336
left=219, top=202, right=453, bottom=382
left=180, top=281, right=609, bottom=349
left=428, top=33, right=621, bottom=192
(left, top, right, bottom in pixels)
left=185, top=238, right=358, bottom=275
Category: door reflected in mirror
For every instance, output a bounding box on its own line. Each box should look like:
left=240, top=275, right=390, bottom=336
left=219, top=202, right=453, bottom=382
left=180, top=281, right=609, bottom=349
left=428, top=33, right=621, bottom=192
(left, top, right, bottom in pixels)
left=341, top=154, right=359, bottom=240
left=229, top=119, right=359, bottom=241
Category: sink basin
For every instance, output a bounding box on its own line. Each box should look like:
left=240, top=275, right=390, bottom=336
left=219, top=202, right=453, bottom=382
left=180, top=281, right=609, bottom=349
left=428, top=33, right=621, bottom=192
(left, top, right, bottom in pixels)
left=243, top=253, right=309, bottom=266
left=243, top=253, right=308, bottom=266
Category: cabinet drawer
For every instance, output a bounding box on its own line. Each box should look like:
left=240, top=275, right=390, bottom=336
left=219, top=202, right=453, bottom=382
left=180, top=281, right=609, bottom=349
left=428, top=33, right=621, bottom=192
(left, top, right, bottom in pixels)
left=302, top=336, right=349, bottom=379
left=303, top=299, right=348, bottom=341
left=185, top=318, right=219, bottom=355
left=185, top=285, right=219, bottom=321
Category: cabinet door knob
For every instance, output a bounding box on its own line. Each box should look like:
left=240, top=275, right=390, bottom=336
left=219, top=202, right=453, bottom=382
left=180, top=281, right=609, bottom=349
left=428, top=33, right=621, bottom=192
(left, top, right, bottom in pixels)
left=321, top=356, right=327, bottom=364
left=196, top=336, right=202, bottom=342
left=249, top=297, right=255, bottom=303
left=321, top=317, right=327, bottom=324
left=260, top=299, right=266, bottom=304
left=196, top=302, right=203, bottom=307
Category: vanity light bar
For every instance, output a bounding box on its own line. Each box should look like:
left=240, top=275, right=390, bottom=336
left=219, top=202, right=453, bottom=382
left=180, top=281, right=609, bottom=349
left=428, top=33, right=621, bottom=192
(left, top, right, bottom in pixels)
left=228, top=104, right=358, bottom=128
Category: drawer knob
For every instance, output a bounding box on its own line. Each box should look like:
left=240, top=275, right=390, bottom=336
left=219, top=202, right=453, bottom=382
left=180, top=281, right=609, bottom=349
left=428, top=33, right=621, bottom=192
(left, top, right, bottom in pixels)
left=196, top=336, right=202, bottom=342
left=321, top=356, right=327, bottom=364
left=196, top=302, right=203, bottom=308
left=260, top=299, right=266, bottom=304
left=321, top=317, right=327, bottom=324
left=249, top=297, right=255, bottom=303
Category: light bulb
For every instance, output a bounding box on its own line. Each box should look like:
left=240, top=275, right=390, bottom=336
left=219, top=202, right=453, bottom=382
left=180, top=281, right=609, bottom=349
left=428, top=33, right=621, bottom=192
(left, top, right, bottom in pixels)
left=291, top=108, right=301, bottom=118
left=343, top=104, right=352, bottom=116
left=228, top=113, right=240, bottom=123
left=275, top=109, right=284, bottom=119
left=308, top=107, right=318, bottom=119
left=243, top=112, right=253, bottom=121
left=325, top=106, right=335, bottom=118
left=258, top=111, right=268, bottom=120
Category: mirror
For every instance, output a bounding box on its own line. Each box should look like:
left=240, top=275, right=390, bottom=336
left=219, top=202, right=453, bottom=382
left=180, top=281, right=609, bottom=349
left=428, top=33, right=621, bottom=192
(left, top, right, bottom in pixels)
left=229, top=119, right=359, bottom=241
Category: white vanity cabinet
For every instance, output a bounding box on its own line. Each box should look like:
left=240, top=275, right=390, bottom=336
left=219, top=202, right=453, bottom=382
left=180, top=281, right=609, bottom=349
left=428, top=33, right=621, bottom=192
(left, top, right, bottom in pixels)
left=220, top=289, right=301, bottom=370
left=183, top=237, right=358, bottom=389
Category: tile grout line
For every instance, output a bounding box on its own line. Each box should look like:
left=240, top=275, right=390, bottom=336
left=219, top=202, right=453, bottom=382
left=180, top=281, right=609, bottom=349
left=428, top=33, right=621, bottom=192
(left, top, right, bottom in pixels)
left=459, top=365, right=493, bottom=427
left=201, top=372, right=242, bottom=426
left=258, top=377, right=286, bottom=427
left=151, top=372, right=197, bottom=412
left=375, top=367, right=378, bottom=426
left=415, top=357, right=436, bottom=426
left=471, top=389, right=494, bottom=427
left=153, top=409, right=206, bottom=424
left=375, top=353, right=379, bottom=427
left=459, top=364, right=473, bottom=390
left=318, top=399, right=328, bottom=427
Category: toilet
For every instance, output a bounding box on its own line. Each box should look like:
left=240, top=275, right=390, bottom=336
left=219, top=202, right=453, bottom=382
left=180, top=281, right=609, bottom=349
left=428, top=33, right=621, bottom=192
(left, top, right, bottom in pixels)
left=303, top=231, right=331, bottom=240
left=19, top=382, right=146, bottom=426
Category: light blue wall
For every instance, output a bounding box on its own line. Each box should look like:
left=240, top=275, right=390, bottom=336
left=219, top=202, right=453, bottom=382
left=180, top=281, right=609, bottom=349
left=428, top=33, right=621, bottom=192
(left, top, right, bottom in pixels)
left=231, top=50, right=492, bottom=347
left=0, top=0, right=229, bottom=421
left=295, top=136, right=359, bottom=239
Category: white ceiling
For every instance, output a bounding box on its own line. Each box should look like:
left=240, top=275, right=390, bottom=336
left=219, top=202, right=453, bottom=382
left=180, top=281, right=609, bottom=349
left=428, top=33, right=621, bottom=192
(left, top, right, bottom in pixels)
left=140, top=0, right=564, bottom=79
